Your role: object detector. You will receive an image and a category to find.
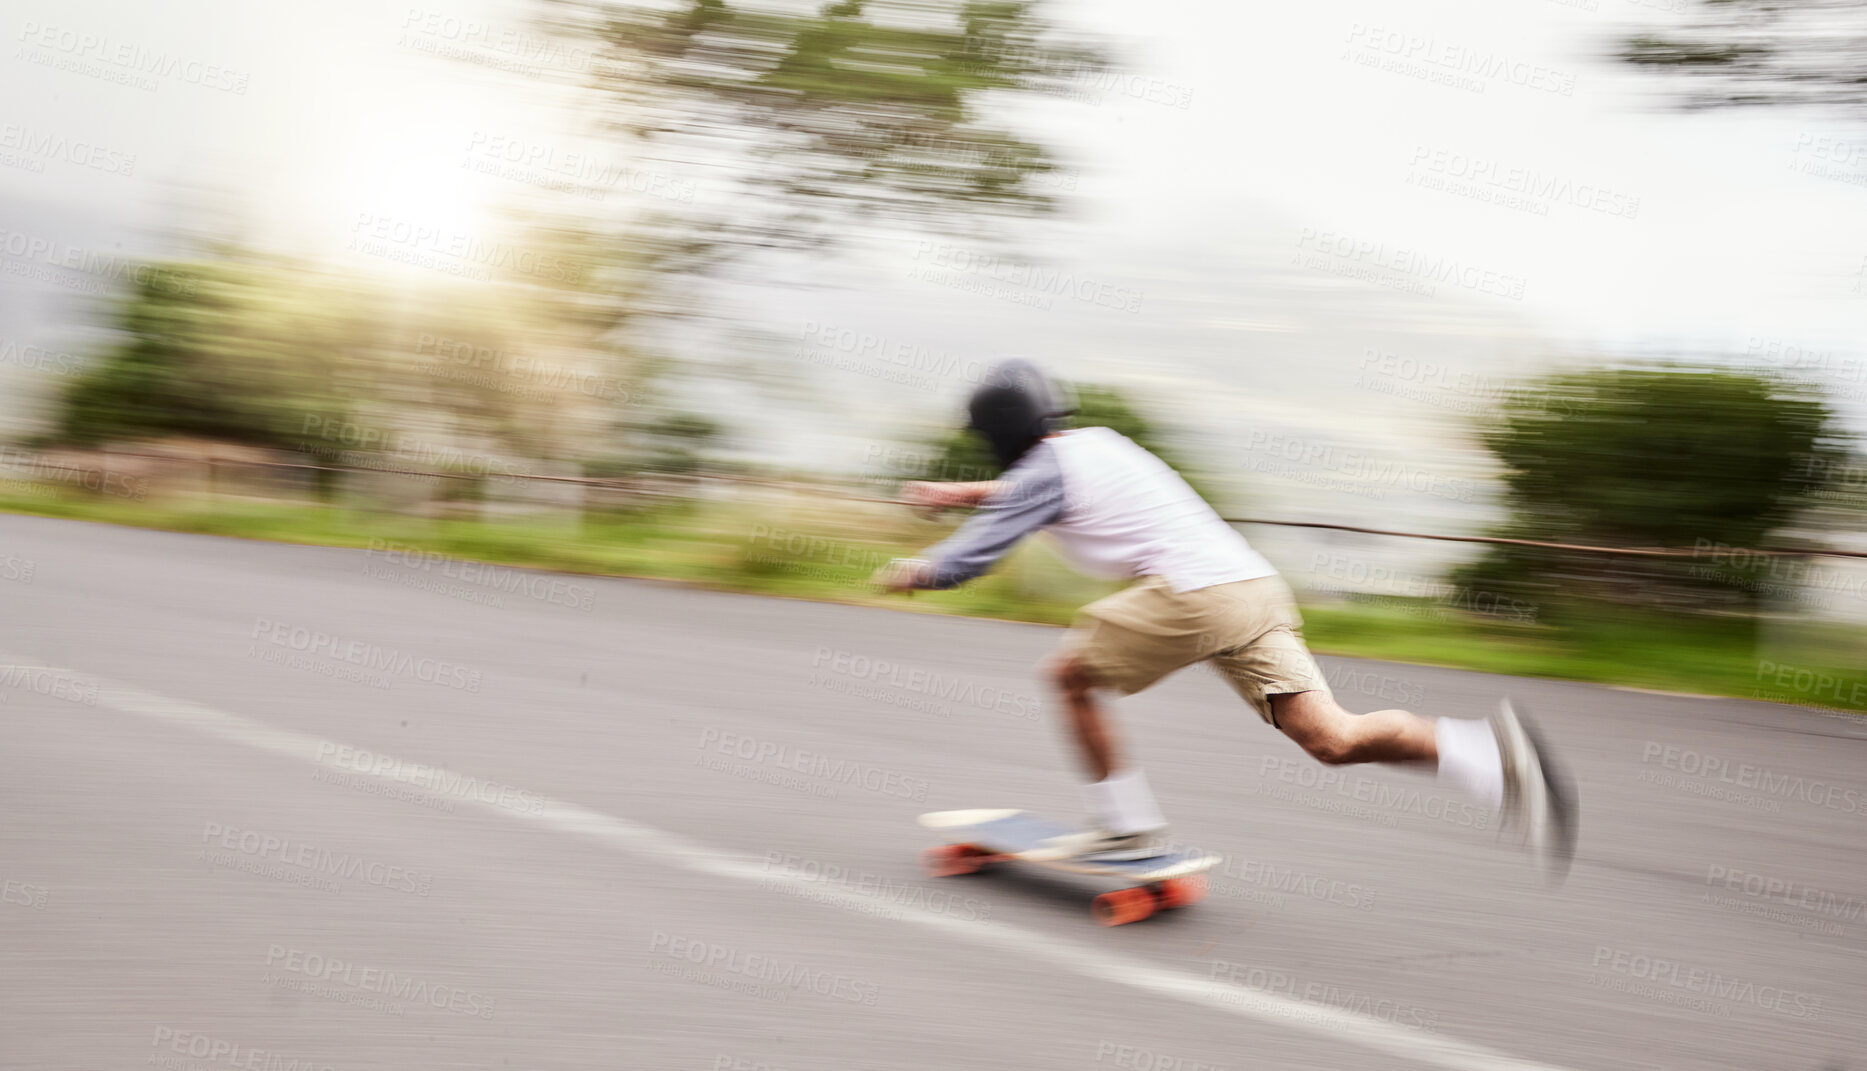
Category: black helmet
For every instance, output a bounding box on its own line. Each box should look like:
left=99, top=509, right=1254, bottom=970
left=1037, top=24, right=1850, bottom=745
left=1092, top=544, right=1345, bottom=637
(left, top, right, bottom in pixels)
left=966, top=358, right=1075, bottom=469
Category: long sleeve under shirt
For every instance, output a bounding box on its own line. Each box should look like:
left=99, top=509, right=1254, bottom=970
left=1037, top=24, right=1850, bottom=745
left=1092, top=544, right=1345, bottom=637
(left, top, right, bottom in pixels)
left=922, top=444, right=1066, bottom=590
left=918, top=427, right=1280, bottom=594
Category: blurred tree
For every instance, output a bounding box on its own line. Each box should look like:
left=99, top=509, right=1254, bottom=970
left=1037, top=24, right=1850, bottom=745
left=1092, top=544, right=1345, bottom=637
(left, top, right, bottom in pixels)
left=640, top=411, right=726, bottom=475
left=1453, top=366, right=1848, bottom=612
left=539, top=0, right=1109, bottom=269
left=53, top=259, right=352, bottom=452
left=506, top=0, right=1124, bottom=468
left=1617, top=1, right=1867, bottom=112
left=46, top=249, right=654, bottom=486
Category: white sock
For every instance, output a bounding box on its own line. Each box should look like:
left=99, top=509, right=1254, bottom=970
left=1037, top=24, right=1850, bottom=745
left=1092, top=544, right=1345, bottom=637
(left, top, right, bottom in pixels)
left=1435, top=717, right=1503, bottom=810
left=1085, top=768, right=1168, bottom=834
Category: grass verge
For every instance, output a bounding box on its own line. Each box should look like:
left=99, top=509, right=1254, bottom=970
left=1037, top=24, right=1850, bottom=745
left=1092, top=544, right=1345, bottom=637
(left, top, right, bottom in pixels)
left=3, top=489, right=1861, bottom=716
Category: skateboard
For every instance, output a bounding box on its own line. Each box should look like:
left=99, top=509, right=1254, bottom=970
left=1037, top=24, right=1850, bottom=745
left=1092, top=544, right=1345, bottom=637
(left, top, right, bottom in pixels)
left=918, top=809, right=1220, bottom=926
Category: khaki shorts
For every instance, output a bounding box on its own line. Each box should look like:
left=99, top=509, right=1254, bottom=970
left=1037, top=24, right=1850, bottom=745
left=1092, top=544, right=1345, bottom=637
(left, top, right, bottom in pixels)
left=1063, top=575, right=1331, bottom=726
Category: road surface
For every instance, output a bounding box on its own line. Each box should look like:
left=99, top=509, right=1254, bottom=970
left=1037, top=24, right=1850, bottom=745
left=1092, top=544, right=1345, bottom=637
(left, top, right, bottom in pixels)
left=0, top=513, right=1860, bottom=1070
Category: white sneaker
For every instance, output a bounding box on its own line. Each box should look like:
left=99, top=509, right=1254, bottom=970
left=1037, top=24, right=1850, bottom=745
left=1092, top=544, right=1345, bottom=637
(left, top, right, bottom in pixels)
left=1027, top=826, right=1173, bottom=863
left=1489, top=698, right=1578, bottom=886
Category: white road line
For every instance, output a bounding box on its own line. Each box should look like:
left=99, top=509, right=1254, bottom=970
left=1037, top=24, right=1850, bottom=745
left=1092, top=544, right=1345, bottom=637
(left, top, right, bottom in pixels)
left=9, top=658, right=1580, bottom=1071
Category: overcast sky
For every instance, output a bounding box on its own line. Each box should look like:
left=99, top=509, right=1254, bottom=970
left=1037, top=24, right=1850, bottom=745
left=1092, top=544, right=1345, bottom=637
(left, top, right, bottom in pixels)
left=4, top=0, right=1866, bottom=589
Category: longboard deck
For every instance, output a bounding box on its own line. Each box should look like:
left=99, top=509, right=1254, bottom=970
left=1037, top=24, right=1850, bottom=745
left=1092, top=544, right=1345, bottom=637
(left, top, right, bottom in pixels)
left=919, top=809, right=1219, bottom=881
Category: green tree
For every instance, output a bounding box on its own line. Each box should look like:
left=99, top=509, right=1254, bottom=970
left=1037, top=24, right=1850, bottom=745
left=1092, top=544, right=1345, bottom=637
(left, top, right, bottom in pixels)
left=1454, top=365, right=1847, bottom=611
left=47, top=249, right=656, bottom=484
left=53, top=259, right=352, bottom=451
left=639, top=412, right=726, bottom=475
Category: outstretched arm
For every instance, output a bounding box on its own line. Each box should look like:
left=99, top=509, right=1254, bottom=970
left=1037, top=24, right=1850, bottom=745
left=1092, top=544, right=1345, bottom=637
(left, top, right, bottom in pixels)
left=875, top=448, right=1066, bottom=592
left=899, top=480, right=1005, bottom=511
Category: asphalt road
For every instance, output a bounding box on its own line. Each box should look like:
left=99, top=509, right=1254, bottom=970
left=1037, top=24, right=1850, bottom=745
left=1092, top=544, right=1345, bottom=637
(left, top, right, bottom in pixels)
left=0, top=513, right=1861, bottom=1070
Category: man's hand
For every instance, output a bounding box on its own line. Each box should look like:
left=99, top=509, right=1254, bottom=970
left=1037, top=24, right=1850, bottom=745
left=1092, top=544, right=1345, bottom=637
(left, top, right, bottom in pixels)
left=901, top=481, right=1002, bottom=510
left=872, top=557, right=933, bottom=593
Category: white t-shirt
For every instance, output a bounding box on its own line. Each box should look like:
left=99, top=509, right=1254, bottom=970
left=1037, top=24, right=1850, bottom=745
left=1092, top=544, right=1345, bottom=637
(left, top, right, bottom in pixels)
left=1044, top=427, right=1277, bottom=591
left=924, top=427, right=1278, bottom=592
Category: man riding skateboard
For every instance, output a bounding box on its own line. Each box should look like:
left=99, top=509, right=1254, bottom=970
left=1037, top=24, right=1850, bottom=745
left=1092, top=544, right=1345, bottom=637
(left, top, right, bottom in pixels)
left=875, top=358, right=1576, bottom=882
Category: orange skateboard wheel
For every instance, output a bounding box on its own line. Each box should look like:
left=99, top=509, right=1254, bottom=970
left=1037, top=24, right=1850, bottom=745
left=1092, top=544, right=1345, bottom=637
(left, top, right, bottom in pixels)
left=1092, top=886, right=1157, bottom=926
left=1153, top=875, right=1208, bottom=909
left=923, top=844, right=994, bottom=877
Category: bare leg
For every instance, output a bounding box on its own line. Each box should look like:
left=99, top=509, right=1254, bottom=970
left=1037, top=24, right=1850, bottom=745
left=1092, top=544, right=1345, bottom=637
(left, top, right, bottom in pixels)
left=1269, top=689, right=1438, bottom=767
left=1047, top=651, right=1120, bottom=781
left=1041, top=651, right=1172, bottom=841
